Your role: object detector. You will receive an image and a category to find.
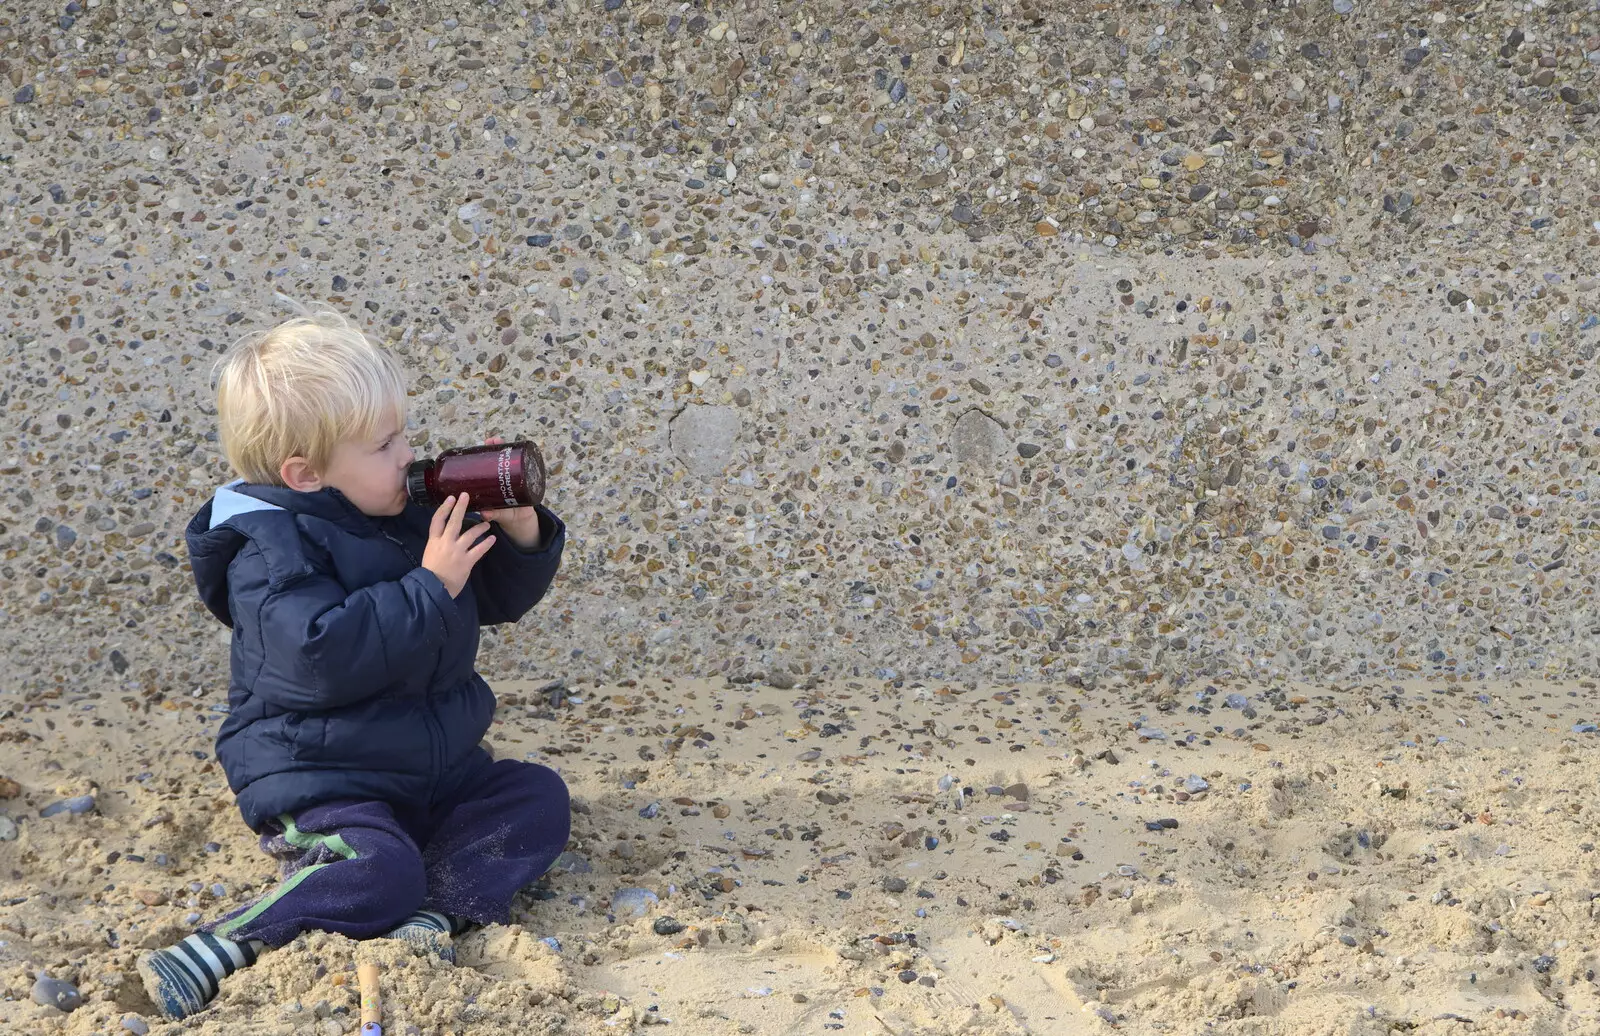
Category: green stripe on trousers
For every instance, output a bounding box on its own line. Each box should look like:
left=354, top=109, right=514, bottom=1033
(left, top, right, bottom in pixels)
left=214, top=815, right=358, bottom=940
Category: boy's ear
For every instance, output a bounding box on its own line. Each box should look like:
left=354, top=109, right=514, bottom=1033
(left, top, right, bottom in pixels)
left=279, top=457, right=323, bottom=492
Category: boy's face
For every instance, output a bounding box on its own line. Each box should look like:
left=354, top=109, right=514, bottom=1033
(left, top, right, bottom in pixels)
left=318, top=420, right=415, bottom=517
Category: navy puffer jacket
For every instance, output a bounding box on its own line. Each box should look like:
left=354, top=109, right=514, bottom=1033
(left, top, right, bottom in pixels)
left=185, top=482, right=565, bottom=831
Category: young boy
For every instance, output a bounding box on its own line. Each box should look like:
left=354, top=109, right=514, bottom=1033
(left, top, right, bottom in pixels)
left=138, top=308, right=570, bottom=1019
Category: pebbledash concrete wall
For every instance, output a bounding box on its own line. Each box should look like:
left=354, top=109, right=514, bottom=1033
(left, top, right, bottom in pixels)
left=3, top=1, right=1599, bottom=701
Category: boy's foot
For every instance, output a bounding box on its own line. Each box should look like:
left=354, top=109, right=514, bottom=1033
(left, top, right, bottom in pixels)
left=137, top=933, right=262, bottom=1020
left=383, top=910, right=468, bottom=963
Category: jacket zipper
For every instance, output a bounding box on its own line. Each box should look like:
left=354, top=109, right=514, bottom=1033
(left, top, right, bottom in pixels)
left=378, top=527, right=418, bottom=566
left=377, top=523, right=447, bottom=801
left=378, top=527, right=445, bottom=639
left=422, top=709, right=446, bottom=803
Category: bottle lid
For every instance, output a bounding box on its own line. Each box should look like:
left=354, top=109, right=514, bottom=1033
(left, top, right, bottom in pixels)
left=404, top=461, right=432, bottom=507
left=518, top=442, right=547, bottom=507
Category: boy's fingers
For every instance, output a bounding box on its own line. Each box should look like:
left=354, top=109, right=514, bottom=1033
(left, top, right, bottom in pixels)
left=442, top=491, right=469, bottom=534
left=430, top=495, right=455, bottom=537
left=468, top=535, right=496, bottom=560
left=460, top=520, right=494, bottom=545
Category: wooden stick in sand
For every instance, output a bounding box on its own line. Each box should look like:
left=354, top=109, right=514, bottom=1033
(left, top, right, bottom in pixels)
left=358, top=961, right=382, bottom=1036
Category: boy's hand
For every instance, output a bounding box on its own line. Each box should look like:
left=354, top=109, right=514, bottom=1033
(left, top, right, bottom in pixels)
left=476, top=436, right=544, bottom=549
left=422, top=493, right=495, bottom=598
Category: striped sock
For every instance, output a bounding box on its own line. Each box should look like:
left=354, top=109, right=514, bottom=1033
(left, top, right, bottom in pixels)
left=393, top=909, right=470, bottom=935
left=384, top=911, right=468, bottom=961
left=137, top=933, right=264, bottom=1020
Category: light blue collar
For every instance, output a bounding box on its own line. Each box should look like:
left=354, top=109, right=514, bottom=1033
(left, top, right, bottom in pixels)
left=209, top=480, right=286, bottom=529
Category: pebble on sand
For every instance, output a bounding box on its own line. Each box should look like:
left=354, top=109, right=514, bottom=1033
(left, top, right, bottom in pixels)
left=610, top=887, right=660, bottom=917
left=31, top=974, right=83, bottom=1013
left=39, top=795, right=96, bottom=818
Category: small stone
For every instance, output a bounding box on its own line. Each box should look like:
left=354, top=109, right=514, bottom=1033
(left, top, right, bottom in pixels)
left=552, top=851, right=593, bottom=875
left=1332, top=0, right=1353, bottom=12
left=121, top=1016, right=151, bottom=1036
left=40, top=795, right=96, bottom=818
left=55, top=525, right=78, bottom=549
left=952, top=409, right=1005, bottom=468
left=882, top=876, right=908, bottom=893
left=766, top=670, right=796, bottom=690
left=652, top=917, right=685, bottom=936
left=32, top=974, right=83, bottom=1013
left=14, top=85, right=36, bottom=104
left=1016, top=443, right=1041, bottom=459
left=611, top=887, right=660, bottom=917
left=0, top=815, right=16, bottom=841
left=668, top=405, right=742, bottom=476
left=0, top=777, right=20, bottom=799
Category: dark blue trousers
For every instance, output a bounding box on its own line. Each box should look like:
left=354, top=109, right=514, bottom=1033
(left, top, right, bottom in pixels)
left=206, top=759, right=570, bottom=948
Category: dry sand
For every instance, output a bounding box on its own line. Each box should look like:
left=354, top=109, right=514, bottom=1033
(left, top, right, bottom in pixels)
left=5, top=0, right=1600, bottom=1032
left=8, top=677, right=1600, bottom=1035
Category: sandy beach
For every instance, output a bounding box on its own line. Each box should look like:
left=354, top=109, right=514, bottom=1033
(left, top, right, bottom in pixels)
left=8, top=676, right=1600, bottom=1035
left=4, top=0, right=1600, bottom=1031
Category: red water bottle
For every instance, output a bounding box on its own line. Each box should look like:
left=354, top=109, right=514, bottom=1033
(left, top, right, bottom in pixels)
left=406, top=441, right=546, bottom=510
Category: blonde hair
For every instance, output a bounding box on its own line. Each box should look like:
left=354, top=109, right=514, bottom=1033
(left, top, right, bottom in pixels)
left=214, top=305, right=408, bottom=485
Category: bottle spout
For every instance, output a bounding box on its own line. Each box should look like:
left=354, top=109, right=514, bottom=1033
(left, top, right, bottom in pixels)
left=404, top=460, right=433, bottom=508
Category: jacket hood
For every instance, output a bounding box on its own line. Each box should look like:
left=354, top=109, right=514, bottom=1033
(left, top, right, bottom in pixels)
left=185, top=481, right=373, bottom=627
